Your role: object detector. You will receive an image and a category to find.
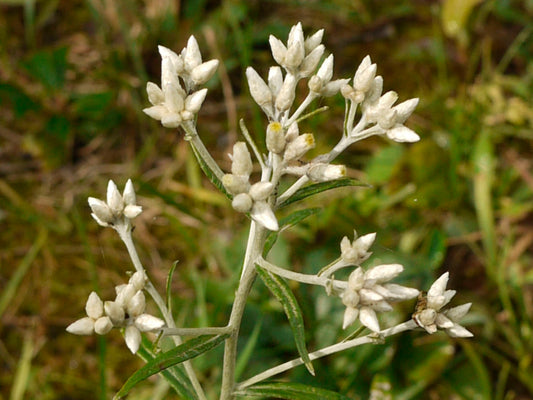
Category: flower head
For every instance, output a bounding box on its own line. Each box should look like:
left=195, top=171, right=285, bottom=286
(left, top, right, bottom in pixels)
left=88, top=179, right=142, bottom=231
left=340, top=264, right=419, bottom=332
left=412, top=272, right=473, bottom=338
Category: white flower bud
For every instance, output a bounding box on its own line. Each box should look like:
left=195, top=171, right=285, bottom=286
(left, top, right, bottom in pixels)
left=285, top=40, right=305, bottom=70
left=386, top=126, right=420, bottom=143
left=348, top=268, right=365, bottom=291
left=250, top=201, right=279, bottom=231
left=184, top=36, right=202, bottom=70
left=249, top=182, right=274, bottom=201
left=444, top=303, right=472, bottom=321
left=269, top=35, right=287, bottom=66
left=354, top=55, right=372, bottom=79
left=266, top=122, right=286, bottom=154
left=143, top=105, right=167, bottom=122
left=308, top=75, right=324, bottom=94
left=123, top=179, right=136, bottom=206
left=185, top=88, right=208, bottom=114
left=125, top=325, right=141, bottom=354
left=341, top=290, right=360, bottom=308
left=342, top=307, right=359, bottom=329
left=104, top=301, right=125, bottom=324
left=316, top=54, right=334, bottom=83
left=365, top=264, right=403, bottom=283
left=115, top=284, right=136, bottom=308
left=246, top=67, right=273, bottom=111
left=299, top=45, right=325, bottom=77
left=393, top=98, right=419, bottom=124
left=146, top=82, right=164, bottom=105
left=268, top=66, right=283, bottom=97
left=106, top=180, right=123, bottom=216
left=378, top=109, right=398, bottom=130
left=127, top=291, right=146, bottom=317
left=135, top=314, right=165, bottom=332
left=191, top=59, right=219, bottom=85
left=307, top=163, right=346, bottom=182
left=66, top=317, right=94, bottom=335
left=222, top=174, right=250, bottom=195
left=158, top=46, right=180, bottom=87
left=232, top=193, right=253, bottom=213
left=88, top=198, right=113, bottom=226
left=283, top=133, right=315, bottom=161
left=354, top=232, right=376, bottom=255
left=364, top=76, right=383, bottom=105
left=359, top=288, right=384, bottom=303
left=354, top=63, right=377, bottom=93
left=94, top=316, right=113, bottom=335
left=378, top=91, right=398, bottom=110
left=321, top=79, right=350, bottom=97
left=359, top=307, right=380, bottom=332
left=275, top=74, right=297, bottom=112
left=304, top=29, right=324, bottom=53
left=123, top=204, right=142, bottom=219
left=129, top=271, right=147, bottom=291
left=165, top=82, right=185, bottom=113
left=231, top=142, right=253, bottom=177
left=85, top=292, right=103, bottom=319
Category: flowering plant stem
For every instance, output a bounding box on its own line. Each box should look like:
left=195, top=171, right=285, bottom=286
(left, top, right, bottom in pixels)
left=220, top=221, right=268, bottom=400
left=117, top=227, right=208, bottom=400
left=236, top=320, right=418, bottom=390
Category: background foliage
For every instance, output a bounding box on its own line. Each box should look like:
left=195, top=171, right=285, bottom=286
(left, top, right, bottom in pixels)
left=1, top=0, right=532, bottom=399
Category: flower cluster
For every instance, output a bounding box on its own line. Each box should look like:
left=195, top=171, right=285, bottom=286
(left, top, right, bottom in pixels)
left=341, top=55, right=420, bottom=143
left=66, top=271, right=165, bottom=353
left=88, top=179, right=142, bottom=231
left=143, top=37, right=219, bottom=128
left=222, top=142, right=278, bottom=231
left=412, top=272, right=473, bottom=338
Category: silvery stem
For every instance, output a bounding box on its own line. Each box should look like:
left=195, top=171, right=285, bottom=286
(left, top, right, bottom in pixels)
left=117, top=227, right=208, bottom=400
left=236, top=320, right=418, bottom=390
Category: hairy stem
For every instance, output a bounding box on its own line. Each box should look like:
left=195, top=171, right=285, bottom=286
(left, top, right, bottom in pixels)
left=220, top=222, right=268, bottom=400
left=236, top=320, right=418, bottom=390
left=118, top=227, right=207, bottom=400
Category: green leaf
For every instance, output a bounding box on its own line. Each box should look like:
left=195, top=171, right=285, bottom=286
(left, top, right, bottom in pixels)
left=23, top=46, right=68, bottom=90
left=136, top=337, right=196, bottom=400
left=278, top=178, right=366, bottom=209
left=264, top=208, right=321, bottom=256
left=365, top=145, right=405, bottom=184
left=235, top=319, right=263, bottom=382
left=190, top=142, right=231, bottom=199
left=0, top=83, right=40, bottom=117
left=255, top=266, right=314, bottom=376
left=166, top=260, right=179, bottom=312
left=235, top=382, right=351, bottom=400
left=114, top=334, right=229, bottom=399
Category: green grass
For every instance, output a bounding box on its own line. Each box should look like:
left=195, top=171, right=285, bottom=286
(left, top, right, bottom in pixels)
left=1, top=0, right=532, bottom=398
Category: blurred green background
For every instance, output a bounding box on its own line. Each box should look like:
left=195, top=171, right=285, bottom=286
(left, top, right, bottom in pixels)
left=1, top=0, right=532, bottom=399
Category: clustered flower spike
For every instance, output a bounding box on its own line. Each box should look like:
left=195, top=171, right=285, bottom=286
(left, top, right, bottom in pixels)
left=222, top=142, right=279, bottom=231
left=143, top=37, right=219, bottom=128
left=339, top=263, right=419, bottom=332
left=66, top=271, right=165, bottom=354
left=342, top=55, right=420, bottom=143
left=88, top=179, right=142, bottom=231
left=412, top=272, right=473, bottom=338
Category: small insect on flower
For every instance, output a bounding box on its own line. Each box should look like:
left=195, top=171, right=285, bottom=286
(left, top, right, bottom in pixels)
left=412, top=291, right=428, bottom=328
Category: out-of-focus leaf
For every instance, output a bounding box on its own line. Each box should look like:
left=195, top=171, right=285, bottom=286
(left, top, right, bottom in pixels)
left=235, top=382, right=351, bottom=399
left=441, top=0, right=483, bottom=42
left=365, top=145, right=405, bottom=184
left=278, top=178, right=366, bottom=209
left=369, top=374, right=393, bottom=400
left=23, top=46, right=68, bottom=90
left=256, top=265, right=314, bottom=376
left=114, top=334, right=228, bottom=399
left=0, top=84, right=40, bottom=117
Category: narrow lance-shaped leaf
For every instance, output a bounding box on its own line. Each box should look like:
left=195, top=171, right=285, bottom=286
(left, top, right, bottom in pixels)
left=166, top=260, right=179, bottom=312
left=235, top=382, right=352, bottom=400
left=277, top=178, right=367, bottom=209
left=114, top=334, right=229, bottom=399
left=135, top=337, right=197, bottom=400
left=190, top=142, right=232, bottom=199
left=263, top=208, right=321, bottom=256
left=255, top=266, right=314, bottom=376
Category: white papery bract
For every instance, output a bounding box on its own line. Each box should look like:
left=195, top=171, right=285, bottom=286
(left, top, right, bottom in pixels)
left=88, top=179, right=142, bottom=230
left=66, top=274, right=165, bottom=354
left=413, top=272, right=474, bottom=338
left=340, top=264, right=419, bottom=331
left=143, top=38, right=218, bottom=128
